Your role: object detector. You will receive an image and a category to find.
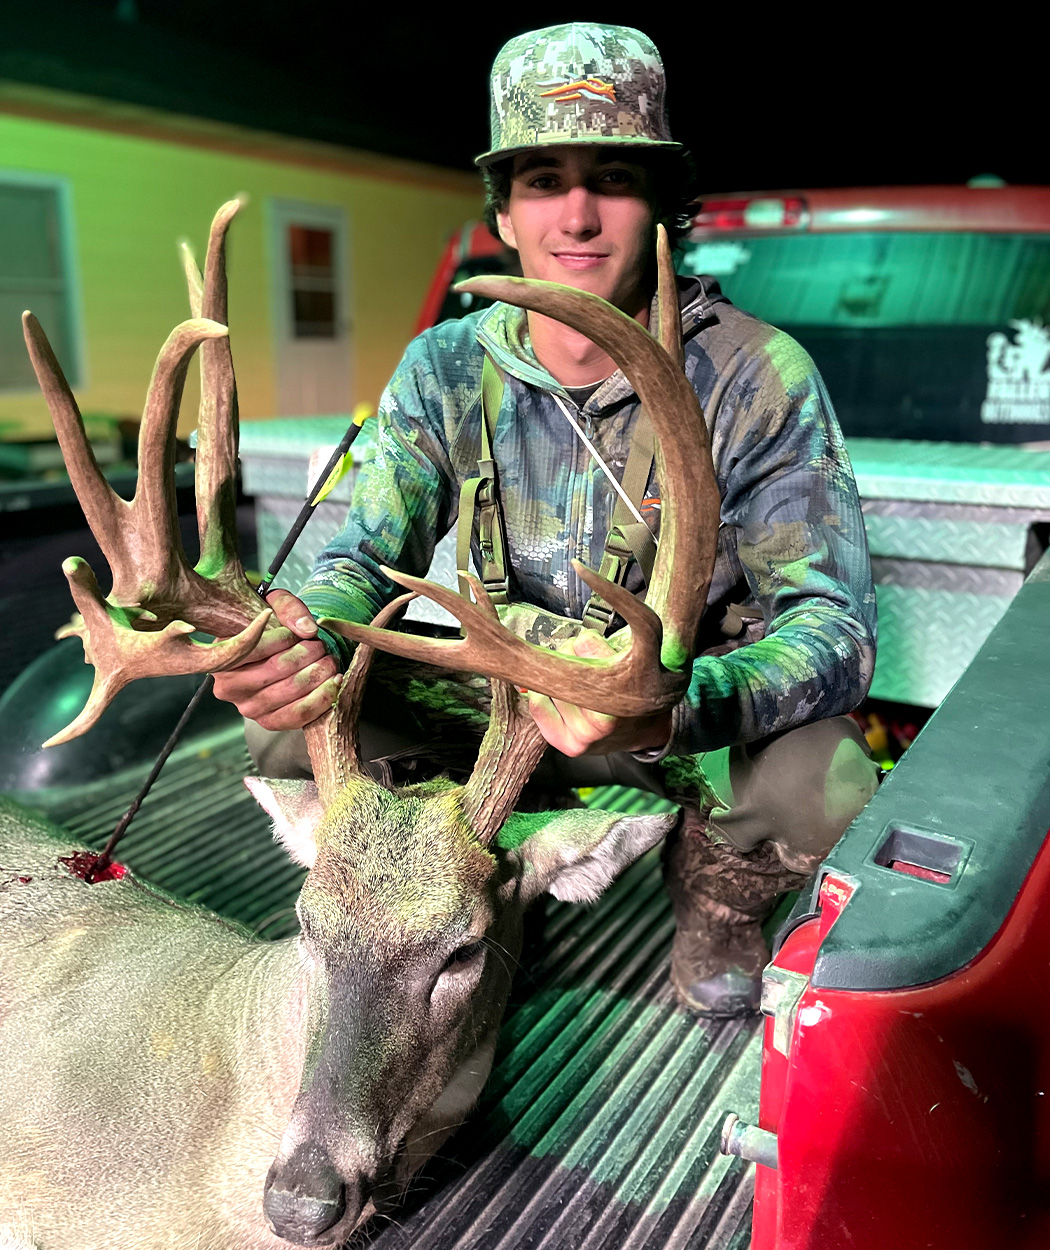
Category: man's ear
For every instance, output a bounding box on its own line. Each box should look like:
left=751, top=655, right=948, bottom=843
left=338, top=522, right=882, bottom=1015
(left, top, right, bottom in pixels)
left=497, top=807, right=679, bottom=905
left=244, top=776, right=324, bottom=868
left=496, top=207, right=517, bottom=251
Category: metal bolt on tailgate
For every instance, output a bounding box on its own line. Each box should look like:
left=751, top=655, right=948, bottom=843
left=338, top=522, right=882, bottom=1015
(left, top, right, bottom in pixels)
left=720, top=1112, right=779, bottom=1170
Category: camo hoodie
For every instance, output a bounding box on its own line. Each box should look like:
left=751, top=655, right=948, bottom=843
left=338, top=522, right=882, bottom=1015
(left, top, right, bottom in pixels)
left=298, top=277, right=876, bottom=756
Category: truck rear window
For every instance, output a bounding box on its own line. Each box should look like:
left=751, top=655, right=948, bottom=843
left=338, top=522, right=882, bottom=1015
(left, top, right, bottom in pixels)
left=678, top=232, right=1050, bottom=443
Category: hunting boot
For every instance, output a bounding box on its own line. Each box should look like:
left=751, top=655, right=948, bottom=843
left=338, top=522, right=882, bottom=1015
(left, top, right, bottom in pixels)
left=662, top=805, right=810, bottom=1017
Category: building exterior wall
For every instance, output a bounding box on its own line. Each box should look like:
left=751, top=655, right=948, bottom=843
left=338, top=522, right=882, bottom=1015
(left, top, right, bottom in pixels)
left=0, top=89, right=482, bottom=439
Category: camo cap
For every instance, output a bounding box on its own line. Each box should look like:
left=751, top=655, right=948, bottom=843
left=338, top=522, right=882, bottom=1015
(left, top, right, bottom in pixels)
left=475, top=22, right=682, bottom=167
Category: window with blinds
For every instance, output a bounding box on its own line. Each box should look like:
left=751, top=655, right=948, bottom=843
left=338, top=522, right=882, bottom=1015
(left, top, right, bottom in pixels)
left=0, top=179, right=79, bottom=391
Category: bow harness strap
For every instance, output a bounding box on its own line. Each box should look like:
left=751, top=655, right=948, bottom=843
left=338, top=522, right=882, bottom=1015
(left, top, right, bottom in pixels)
left=457, top=353, right=510, bottom=605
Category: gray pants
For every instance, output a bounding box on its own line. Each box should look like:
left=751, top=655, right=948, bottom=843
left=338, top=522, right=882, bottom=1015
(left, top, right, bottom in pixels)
left=246, top=712, right=879, bottom=875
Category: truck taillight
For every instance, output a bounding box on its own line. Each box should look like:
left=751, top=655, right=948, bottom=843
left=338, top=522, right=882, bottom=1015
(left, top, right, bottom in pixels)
left=691, top=195, right=808, bottom=232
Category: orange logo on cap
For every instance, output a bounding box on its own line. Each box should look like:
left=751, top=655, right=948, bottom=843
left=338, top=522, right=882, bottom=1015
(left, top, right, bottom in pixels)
left=541, top=78, right=617, bottom=105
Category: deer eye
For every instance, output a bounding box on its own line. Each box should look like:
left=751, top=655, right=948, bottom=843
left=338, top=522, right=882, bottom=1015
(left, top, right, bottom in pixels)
left=441, top=940, right=485, bottom=974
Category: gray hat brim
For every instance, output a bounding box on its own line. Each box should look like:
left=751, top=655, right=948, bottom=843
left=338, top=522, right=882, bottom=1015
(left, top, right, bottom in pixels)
left=474, top=133, right=683, bottom=169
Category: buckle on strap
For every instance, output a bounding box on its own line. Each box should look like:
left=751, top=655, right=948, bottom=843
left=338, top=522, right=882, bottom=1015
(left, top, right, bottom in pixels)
left=602, top=529, right=636, bottom=565
left=482, top=576, right=509, bottom=606
left=580, top=598, right=617, bottom=633
left=476, top=460, right=497, bottom=503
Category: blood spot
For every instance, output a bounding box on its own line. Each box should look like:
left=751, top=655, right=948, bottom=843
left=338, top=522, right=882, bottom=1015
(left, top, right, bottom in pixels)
left=57, top=851, right=127, bottom=883
left=0, top=871, right=34, bottom=890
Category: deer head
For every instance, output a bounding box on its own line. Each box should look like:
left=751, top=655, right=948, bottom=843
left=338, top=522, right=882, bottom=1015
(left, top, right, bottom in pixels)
left=19, top=201, right=719, bottom=1246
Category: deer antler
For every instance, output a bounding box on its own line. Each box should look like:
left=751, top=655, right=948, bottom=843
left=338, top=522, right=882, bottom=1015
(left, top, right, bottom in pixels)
left=23, top=200, right=270, bottom=747
left=458, top=589, right=548, bottom=844
left=301, top=593, right=416, bottom=806
left=321, top=226, right=720, bottom=721
left=43, top=558, right=267, bottom=749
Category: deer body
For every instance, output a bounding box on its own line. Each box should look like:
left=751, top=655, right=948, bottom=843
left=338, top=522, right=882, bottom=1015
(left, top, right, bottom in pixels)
left=0, top=789, right=563, bottom=1249
left=2, top=202, right=718, bottom=1245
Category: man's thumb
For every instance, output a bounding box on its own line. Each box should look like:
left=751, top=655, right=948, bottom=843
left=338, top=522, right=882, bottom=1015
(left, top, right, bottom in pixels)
left=265, top=588, right=318, bottom=638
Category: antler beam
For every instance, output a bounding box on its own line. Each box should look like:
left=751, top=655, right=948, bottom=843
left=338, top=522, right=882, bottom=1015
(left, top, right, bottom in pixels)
left=321, top=564, right=673, bottom=719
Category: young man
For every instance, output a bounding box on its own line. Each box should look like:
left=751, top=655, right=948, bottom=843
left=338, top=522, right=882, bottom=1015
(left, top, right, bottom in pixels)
left=214, top=22, right=879, bottom=1016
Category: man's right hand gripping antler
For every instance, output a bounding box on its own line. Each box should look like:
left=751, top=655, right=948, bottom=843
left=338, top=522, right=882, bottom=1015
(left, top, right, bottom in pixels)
left=211, top=586, right=343, bottom=731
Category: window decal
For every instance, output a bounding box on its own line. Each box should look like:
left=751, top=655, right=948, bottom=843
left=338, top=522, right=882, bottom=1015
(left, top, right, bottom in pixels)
left=982, top=320, right=1050, bottom=425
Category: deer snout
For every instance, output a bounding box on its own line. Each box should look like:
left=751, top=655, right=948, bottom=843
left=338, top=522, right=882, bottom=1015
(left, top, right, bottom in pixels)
left=263, top=1145, right=363, bottom=1245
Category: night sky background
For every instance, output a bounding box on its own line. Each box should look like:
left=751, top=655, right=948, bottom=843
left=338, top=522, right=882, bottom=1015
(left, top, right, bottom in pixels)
left=0, top=2, right=1042, bottom=191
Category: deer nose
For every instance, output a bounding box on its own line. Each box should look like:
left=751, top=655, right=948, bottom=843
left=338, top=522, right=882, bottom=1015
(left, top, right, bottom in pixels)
left=263, top=1148, right=360, bottom=1244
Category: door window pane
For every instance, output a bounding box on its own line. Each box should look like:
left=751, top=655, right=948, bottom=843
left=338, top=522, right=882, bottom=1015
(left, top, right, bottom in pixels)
left=287, top=224, right=337, bottom=338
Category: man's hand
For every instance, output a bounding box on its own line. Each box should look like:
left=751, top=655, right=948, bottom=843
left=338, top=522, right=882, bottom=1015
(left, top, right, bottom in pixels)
left=211, top=588, right=342, bottom=731
left=526, top=628, right=673, bottom=757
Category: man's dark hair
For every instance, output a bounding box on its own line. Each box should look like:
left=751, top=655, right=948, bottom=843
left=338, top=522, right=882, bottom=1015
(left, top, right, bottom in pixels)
left=481, top=147, right=699, bottom=249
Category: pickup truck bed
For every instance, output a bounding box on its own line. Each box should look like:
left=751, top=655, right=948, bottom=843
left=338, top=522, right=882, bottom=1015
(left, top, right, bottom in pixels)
left=21, top=721, right=759, bottom=1250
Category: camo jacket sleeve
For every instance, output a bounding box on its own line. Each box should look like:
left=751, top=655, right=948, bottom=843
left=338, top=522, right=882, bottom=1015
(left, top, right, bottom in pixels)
left=665, top=333, right=877, bottom=756
left=296, top=335, right=460, bottom=658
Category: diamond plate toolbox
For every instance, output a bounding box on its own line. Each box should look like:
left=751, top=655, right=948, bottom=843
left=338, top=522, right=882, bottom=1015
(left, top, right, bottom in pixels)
left=238, top=423, right=1050, bottom=708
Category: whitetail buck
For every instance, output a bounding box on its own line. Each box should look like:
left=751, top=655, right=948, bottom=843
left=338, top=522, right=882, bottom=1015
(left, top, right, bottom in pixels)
left=0, top=202, right=719, bottom=1249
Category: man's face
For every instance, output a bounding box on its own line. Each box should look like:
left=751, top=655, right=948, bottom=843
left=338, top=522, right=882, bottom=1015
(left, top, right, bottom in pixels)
left=496, top=146, right=657, bottom=316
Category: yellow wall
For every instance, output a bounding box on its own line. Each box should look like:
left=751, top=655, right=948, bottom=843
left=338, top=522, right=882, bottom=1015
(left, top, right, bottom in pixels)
left=0, top=94, right=482, bottom=439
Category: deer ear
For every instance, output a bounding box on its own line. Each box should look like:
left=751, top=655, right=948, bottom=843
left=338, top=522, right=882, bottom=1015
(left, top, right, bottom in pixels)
left=244, top=776, right=324, bottom=868
left=498, top=808, right=679, bottom=904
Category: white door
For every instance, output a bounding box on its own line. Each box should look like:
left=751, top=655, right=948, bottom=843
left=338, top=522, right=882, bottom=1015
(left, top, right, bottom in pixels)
left=269, top=199, right=352, bottom=415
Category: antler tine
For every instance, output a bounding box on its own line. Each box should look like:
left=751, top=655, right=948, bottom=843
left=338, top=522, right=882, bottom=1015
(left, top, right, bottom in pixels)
left=22, top=312, right=127, bottom=561
left=180, top=240, right=204, bottom=319
left=303, top=593, right=415, bottom=805
left=200, top=198, right=242, bottom=323
left=121, top=317, right=231, bottom=606
left=186, top=197, right=245, bottom=588
left=655, top=225, right=685, bottom=370
left=569, top=559, right=663, bottom=652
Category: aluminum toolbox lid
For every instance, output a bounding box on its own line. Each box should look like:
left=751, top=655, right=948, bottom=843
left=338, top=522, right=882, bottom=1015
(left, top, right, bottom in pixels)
left=237, top=416, right=377, bottom=461
left=848, top=437, right=1050, bottom=508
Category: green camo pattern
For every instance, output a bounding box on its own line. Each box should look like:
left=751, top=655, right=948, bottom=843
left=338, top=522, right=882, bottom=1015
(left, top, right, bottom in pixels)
left=476, top=22, right=681, bottom=166
left=298, top=277, right=877, bottom=757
